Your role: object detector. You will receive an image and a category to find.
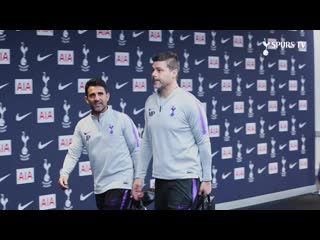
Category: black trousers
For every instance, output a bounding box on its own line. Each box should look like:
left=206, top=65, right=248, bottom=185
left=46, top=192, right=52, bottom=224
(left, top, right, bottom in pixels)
left=95, top=189, right=131, bottom=210
left=154, top=178, right=200, bottom=210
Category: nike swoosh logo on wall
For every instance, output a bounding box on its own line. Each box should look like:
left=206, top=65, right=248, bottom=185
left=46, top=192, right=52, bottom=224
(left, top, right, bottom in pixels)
left=279, top=144, right=287, bottom=150
left=211, top=151, right=219, bottom=159
left=80, top=191, right=94, bottom=201
left=38, top=140, right=54, bottom=150
left=257, top=104, right=266, bottom=110
left=209, top=82, right=218, bottom=89
left=180, top=34, right=191, bottom=41
left=78, top=30, right=88, bottom=35
left=233, top=61, right=243, bottom=67
left=16, top=112, right=32, bottom=121
left=194, top=59, right=205, bottom=65
left=258, top=167, right=266, bottom=174
left=221, top=38, right=230, bottom=44
left=97, top=55, right=111, bottom=63
left=221, top=105, right=231, bottom=111
left=246, top=147, right=255, bottom=154
left=256, top=41, right=264, bottom=46
left=278, top=83, right=287, bottom=89
left=37, top=53, right=53, bottom=62
left=115, top=82, right=129, bottom=90
left=234, top=126, right=243, bottom=133
left=0, top=82, right=9, bottom=90
left=268, top=62, right=276, bottom=68
left=0, top=173, right=11, bottom=183
left=289, top=163, right=297, bottom=169
left=133, top=108, right=145, bottom=115
left=222, top=172, right=232, bottom=179
left=246, top=83, right=255, bottom=89
left=58, top=82, right=73, bottom=91
left=289, top=103, right=297, bottom=109
left=268, top=124, right=277, bottom=131
left=18, top=201, right=34, bottom=210
left=132, top=31, right=144, bottom=38
left=299, top=122, right=307, bottom=128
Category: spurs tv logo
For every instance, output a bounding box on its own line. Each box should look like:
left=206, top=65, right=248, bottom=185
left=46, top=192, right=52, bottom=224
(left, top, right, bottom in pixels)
left=261, top=38, right=306, bottom=56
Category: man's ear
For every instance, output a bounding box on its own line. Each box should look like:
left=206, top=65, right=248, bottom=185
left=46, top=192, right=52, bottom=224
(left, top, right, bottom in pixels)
left=84, top=95, right=89, bottom=104
left=106, top=92, right=110, bottom=101
left=172, top=69, right=178, bottom=79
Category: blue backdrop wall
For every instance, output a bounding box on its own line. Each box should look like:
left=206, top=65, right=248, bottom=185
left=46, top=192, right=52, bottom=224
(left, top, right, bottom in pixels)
left=0, top=30, right=315, bottom=210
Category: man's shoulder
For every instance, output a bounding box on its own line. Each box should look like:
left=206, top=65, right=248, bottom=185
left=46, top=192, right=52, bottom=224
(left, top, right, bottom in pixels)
left=145, top=93, right=157, bottom=106
left=177, top=88, right=199, bottom=104
left=112, top=109, right=132, bottom=123
left=77, top=114, right=92, bottom=125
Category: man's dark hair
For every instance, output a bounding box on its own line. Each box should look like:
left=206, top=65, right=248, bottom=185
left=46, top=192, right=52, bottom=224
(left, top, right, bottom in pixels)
left=85, top=78, right=108, bottom=96
left=152, top=51, right=180, bottom=72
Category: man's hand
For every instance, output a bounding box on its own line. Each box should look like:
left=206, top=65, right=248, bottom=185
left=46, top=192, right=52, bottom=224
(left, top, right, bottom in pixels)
left=58, top=176, right=69, bottom=190
left=199, top=181, right=212, bottom=197
left=132, top=178, right=144, bottom=200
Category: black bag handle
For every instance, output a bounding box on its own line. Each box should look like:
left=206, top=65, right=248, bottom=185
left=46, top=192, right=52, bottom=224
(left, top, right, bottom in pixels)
left=202, top=195, right=215, bottom=210
left=192, top=195, right=215, bottom=210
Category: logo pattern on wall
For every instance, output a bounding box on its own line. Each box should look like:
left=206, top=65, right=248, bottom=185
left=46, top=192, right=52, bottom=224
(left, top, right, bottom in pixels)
left=0, top=30, right=315, bottom=210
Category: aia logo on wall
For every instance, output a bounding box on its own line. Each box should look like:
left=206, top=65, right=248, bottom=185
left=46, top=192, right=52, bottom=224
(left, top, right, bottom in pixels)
left=115, top=52, right=129, bottom=66
left=37, top=108, right=55, bottom=123
left=221, top=146, right=232, bottom=159
left=209, top=125, right=220, bottom=138
left=246, top=123, right=256, bottom=135
left=78, top=78, right=90, bottom=93
left=233, top=35, right=244, bottom=48
left=194, top=32, right=206, bottom=45
left=208, top=56, right=220, bottom=69
left=132, top=78, right=147, bottom=92
left=278, top=120, right=288, bottom=132
left=245, top=58, right=256, bottom=70
left=257, top=80, right=267, bottom=91
left=0, top=140, right=11, bottom=156
left=221, top=79, right=232, bottom=91
left=39, top=194, right=56, bottom=210
left=234, top=167, right=245, bottom=180
left=268, top=162, right=278, bottom=174
left=278, top=59, right=288, bottom=71
left=180, top=79, right=193, bottom=92
left=233, top=101, right=244, bottom=114
left=79, top=161, right=92, bottom=176
left=149, top=30, right=162, bottom=42
left=0, top=49, right=10, bottom=64
left=299, top=158, right=308, bottom=169
left=36, top=30, right=54, bottom=36
left=16, top=167, right=34, bottom=184
left=96, top=30, right=112, bottom=39
left=15, top=79, right=33, bottom=94
left=268, top=100, right=278, bottom=112
left=57, top=50, right=74, bottom=65
left=58, top=135, right=73, bottom=151
left=299, top=100, right=308, bottom=111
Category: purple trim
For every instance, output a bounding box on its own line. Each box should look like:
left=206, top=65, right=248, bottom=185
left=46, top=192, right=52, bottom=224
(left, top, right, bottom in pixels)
left=197, top=104, right=207, bottom=135
left=120, top=190, right=129, bottom=210
left=131, top=121, right=140, bottom=147
left=192, top=179, right=197, bottom=203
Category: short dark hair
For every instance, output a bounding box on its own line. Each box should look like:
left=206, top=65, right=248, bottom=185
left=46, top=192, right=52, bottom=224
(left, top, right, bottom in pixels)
left=85, top=78, right=108, bottom=96
left=152, top=51, right=180, bottom=72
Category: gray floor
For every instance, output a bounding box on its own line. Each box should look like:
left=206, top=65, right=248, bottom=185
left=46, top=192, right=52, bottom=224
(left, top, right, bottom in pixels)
left=236, top=192, right=320, bottom=210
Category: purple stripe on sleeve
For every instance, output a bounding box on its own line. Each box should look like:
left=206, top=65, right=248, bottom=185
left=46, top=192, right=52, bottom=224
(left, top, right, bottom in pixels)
left=197, top=104, right=207, bottom=135
left=131, top=121, right=140, bottom=147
